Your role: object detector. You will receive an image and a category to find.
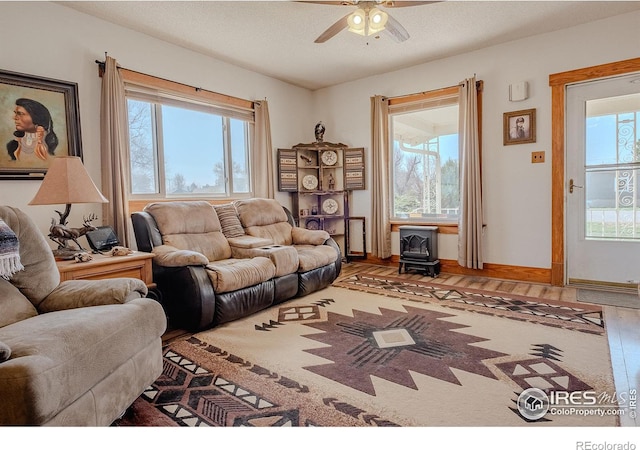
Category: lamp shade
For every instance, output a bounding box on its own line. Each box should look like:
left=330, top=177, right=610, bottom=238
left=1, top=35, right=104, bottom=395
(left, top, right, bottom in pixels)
left=29, top=156, right=108, bottom=206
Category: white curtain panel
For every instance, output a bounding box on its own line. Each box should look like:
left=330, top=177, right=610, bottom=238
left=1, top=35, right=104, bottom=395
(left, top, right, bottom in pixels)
left=100, top=56, right=133, bottom=247
left=457, top=77, right=484, bottom=269
left=370, top=95, right=392, bottom=259
left=253, top=100, right=275, bottom=199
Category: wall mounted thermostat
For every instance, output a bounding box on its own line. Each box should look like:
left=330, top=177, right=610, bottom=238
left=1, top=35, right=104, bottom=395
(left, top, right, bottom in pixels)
left=509, top=81, right=529, bottom=102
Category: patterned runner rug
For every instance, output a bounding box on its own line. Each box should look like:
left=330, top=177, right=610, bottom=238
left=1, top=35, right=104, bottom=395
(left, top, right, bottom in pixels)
left=115, top=276, right=620, bottom=427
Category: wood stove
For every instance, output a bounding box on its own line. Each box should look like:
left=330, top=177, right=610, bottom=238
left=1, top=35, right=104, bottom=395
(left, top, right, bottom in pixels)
left=398, top=225, right=440, bottom=277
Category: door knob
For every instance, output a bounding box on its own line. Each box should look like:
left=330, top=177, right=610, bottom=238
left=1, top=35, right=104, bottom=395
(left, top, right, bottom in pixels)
left=569, top=178, right=583, bottom=194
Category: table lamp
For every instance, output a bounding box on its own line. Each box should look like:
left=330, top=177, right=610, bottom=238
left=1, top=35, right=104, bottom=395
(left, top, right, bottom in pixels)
left=29, top=156, right=108, bottom=259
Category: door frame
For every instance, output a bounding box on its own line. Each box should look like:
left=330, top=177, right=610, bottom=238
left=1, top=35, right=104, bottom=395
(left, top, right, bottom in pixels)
left=548, top=57, right=640, bottom=286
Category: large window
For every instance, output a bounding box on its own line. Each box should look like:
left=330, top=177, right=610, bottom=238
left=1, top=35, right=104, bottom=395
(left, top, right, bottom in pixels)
left=126, top=88, right=252, bottom=198
left=390, top=88, right=460, bottom=222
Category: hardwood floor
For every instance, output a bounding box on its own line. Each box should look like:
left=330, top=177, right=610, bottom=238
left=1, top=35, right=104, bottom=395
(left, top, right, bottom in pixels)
left=339, top=262, right=577, bottom=302
left=163, top=261, right=640, bottom=426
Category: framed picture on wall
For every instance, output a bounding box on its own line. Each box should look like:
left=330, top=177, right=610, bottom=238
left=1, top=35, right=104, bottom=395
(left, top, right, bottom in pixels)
left=503, top=108, right=536, bottom=145
left=0, top=69, right=82, bottom=179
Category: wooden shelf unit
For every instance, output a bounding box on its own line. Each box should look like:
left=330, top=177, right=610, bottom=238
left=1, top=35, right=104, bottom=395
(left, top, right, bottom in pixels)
left=278, top=141, right=365, bottom=257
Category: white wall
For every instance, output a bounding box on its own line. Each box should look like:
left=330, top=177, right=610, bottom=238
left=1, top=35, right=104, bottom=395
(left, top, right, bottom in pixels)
left=312, top=11, right=640, bottom=267
left=1, top=2, right=639, bottom=271
left=0, top=1, right=312, bottom=239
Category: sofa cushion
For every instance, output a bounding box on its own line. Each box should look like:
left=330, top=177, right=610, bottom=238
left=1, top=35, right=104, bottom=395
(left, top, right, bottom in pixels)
left=0, top=298, right=166, bottom=425
left=214, top=203, right=245, bottom=238
left=294, top=245, right=339, bottom=272
left=145, top=201, right=231, bottom=262
left=0, top=279, right=38, bottom=328
left=0, top=341, right=10, bottom=363
left=206, top=257, right=276, bottom=293
left=243, top=222, right=294, bottom=246
left=235, top=198, right=294, bottom=245
left=235, top=198, right=289, bottom=227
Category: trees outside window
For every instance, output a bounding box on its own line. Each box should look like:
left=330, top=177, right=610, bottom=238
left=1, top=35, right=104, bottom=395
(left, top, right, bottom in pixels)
left=390, top=101, right=459, bottom=221
left=127, top=98, right=251, bottom=197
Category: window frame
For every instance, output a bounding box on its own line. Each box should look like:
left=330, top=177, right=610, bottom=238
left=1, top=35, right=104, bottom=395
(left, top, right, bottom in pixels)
left=120, top=68, right=255, bottom=202
left=387, top=83, right=483, bottom=231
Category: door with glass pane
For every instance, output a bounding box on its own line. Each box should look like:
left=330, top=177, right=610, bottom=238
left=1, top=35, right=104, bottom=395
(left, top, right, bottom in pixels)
left=566, top=73, right=640, bottom=287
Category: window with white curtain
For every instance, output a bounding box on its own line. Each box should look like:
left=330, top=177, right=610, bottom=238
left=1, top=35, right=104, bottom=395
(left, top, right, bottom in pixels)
left=390, top=89, right=460, bottom=222
left=125, top=85, right=253, bottom=198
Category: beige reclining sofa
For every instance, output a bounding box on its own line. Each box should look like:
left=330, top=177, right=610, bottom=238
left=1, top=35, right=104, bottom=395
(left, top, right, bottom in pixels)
left=0, top=206, right=167, bottom=426
left=131, top=198, right=341, bottom=331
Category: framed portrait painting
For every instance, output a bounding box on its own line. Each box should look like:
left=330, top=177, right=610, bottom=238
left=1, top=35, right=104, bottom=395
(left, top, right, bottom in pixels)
left=0, top=69, right=82, bottom=179
left=503, top=108, right=536, bottom=145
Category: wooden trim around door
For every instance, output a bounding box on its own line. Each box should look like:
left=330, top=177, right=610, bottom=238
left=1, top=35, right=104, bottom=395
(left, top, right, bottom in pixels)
left=548, top=57, right=640, bottom=286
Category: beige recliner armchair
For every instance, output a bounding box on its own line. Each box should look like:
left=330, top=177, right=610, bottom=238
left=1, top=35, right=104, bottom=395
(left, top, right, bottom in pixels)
left=0, top=206, right=166, bottom=426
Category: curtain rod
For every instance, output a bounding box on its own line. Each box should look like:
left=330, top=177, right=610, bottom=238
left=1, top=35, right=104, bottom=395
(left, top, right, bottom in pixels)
left=94, top=59, right=254, bottom=109
left=381, top=78, right=483, bottom=102
left=95, top=58, right=207, bottom=92
left=95, top=58, right=206, bottom=95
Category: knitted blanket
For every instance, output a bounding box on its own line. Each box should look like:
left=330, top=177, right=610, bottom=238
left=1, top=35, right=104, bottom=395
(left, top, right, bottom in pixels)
left=0, top=219, right=23, bottom=279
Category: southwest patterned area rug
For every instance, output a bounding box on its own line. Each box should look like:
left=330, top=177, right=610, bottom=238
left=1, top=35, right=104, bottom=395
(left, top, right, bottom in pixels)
left=115, top=276, right=620, bottom=427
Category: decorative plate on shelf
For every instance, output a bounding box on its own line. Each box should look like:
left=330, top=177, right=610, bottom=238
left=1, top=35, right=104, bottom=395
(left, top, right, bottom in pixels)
left=321, top=150, right=338, bottom=166
left=302, top=174, right=318, bottom=190
left=322, top=198, right=339, bottom=215
left=305, top=218, right=320, bottom=230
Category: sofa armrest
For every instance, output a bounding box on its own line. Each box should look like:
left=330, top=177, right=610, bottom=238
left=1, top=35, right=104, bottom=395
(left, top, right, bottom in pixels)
left=324, top=237, right=342, bottom=276
left=38, top=279, right=148, bottom=313
left=152, top=245, right=209, bottom=267
left=291, top=227, right=330, bottom=245
left=153, top=265, right=217, bottom=331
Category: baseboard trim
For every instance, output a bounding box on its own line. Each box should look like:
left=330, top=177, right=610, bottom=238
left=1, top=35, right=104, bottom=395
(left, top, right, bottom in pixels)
left=357, top=254, right=552, bottom=284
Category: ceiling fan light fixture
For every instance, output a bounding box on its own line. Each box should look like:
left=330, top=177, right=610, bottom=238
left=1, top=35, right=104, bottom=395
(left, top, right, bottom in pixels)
left=368, top=7, right=388, bottom=34
left=347, top=8, right=366, bottom=35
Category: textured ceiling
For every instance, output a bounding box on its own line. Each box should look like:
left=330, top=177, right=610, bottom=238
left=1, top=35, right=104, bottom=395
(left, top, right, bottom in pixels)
left=60, top=1, right=640, bottom=90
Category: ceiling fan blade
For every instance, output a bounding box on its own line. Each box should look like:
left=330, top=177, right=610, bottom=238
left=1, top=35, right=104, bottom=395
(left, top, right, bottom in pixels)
left=381, top=1, right=440, bottom=7
left=385, top=13, right=410, bottom=42
left=301, top=1, right=439, bottom=7
left=299, top=1, right=354, bottom=5
left=314, top=13, right=351, bottom=43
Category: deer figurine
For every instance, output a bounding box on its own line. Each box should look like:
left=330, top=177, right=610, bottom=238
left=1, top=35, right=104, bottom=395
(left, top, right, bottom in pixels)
left=49, top=213, right=98, bottom=251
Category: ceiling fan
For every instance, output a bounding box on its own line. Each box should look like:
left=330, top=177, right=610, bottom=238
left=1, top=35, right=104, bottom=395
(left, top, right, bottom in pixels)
left=308, top=1, right=439, bottom=43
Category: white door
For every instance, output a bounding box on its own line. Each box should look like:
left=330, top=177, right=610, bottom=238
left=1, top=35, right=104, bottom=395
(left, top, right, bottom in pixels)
left=566, top=73, right=640, bottom=287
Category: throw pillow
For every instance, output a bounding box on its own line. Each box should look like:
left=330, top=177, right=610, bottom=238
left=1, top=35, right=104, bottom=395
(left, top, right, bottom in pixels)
left=214, top=204, right=245, bottom=238
left=0, top=341, right=11, bottom=363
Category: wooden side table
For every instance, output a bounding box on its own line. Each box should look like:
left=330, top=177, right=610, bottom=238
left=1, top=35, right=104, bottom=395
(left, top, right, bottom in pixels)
left=56, top=251, right=156, bottom=293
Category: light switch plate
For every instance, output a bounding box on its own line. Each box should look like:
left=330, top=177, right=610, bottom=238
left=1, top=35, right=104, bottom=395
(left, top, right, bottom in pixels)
left=531, top=151, right=545, bottom=163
